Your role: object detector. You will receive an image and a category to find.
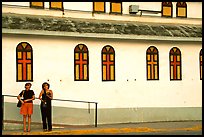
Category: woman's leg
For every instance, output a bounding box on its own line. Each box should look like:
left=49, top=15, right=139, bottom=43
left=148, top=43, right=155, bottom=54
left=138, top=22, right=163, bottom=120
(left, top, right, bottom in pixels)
left=27, top=103, right=33, bottom=132
left=23, top=115, right=27, bottom=132
left=47, top=106, right=52, bottom=131
left=20, top=103, right=27, bottom=132
left=41, top=105, right=47, bottom=130
left=27, top=115, right=31, bottom=132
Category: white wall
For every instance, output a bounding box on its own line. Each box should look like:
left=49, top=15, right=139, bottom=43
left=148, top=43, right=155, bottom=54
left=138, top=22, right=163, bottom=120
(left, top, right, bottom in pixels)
left=2, top=34, right=202, bottom=109
left=2, top=2, right=29, bottom=6
left=186, top=2, right=202, bottom=18
left=2, top=2, right=202, bottom=18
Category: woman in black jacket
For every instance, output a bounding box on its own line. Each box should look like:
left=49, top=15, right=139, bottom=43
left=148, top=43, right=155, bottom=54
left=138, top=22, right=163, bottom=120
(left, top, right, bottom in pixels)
left=38, top=82, right=53, bottom=132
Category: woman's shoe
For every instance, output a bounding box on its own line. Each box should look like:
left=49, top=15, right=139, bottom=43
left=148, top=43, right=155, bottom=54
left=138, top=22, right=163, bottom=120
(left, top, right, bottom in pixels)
left=43, top=129, right=47, bottom=132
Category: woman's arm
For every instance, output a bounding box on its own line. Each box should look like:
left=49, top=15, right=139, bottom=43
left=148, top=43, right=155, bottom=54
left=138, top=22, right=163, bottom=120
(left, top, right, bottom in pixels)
left=24, top=95, right=35, bottom=102
left=17, top=91, right=24, bottom=103
left=17, top=95, right=21, bottom=100
left=17, top=91, right=22, bottom=100
left=46, top=90, right=53, bottom=100
left=50, top=90, right=53, bottom=100
left=38, top=90, right=43, bottom=100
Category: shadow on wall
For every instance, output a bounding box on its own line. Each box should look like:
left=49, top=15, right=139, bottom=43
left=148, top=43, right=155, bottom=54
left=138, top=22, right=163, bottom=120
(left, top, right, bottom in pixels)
left=2, top=102, right=202, bottom=130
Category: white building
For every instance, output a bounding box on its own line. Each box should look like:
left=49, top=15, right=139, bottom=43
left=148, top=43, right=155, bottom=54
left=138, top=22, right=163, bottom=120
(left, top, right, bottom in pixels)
left=2, top=2, right=202, bottom=128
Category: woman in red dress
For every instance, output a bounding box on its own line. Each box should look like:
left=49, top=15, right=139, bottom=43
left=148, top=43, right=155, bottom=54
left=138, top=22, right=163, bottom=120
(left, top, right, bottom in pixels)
left=17, top=82, right=35, bottom=132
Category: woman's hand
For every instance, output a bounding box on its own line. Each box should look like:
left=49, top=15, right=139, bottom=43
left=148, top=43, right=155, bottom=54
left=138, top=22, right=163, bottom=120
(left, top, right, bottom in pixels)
left=46, top=94, right=52, bottom=99
left=21, top=100, right=24, bottom=104
left=46, top=91, right=53, bottom=99
left=23, top=98, right=33, bottom=102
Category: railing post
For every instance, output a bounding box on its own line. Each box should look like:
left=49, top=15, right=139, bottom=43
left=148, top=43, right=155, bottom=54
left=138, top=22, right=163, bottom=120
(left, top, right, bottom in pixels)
left=88, top=102, right=90, bottom=114
left=95, top=102, right=97, bottom=127
left=2, top=95, right=4, bottom=130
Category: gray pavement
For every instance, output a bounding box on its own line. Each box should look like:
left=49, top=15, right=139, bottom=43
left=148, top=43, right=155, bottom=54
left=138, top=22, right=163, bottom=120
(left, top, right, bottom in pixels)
left=2, top=120, right=202, bottom=135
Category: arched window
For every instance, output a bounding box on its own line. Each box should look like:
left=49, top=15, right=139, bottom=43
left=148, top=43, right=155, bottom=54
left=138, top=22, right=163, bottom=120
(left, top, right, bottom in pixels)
left=162, top=2, right=173, bottom=17
left=176, top=2, right=187, bottom=18
left=110, top=2, right=122, bottom=14
left=102, top=45, right=115, bottom=81
left=169, top=47, right=182, bottom=80
left=16, top=42, right=33, bottom=82
left=74, top=44, right=89, bottom=81
left=30, top=2, right=44, bottom=9
left=49, top=2, right=63, bottom=10
left=93, top=2, right=105, bottom=13
left=146, top=46, right=159, bottom=80
left=200, top=49, right=202, bottom=80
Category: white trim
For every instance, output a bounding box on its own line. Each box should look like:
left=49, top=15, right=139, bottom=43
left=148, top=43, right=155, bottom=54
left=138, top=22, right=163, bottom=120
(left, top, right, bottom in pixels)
left=2, top=28, right=202, bottom=42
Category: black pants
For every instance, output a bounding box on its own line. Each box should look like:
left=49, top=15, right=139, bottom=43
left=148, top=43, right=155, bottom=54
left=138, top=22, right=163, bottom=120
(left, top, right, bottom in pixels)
left=40, top=102, right=52, bottom=130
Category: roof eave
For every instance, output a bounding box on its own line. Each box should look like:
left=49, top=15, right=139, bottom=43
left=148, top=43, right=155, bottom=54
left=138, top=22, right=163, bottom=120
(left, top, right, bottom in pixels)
left=2, top=28, right=202, bottom=42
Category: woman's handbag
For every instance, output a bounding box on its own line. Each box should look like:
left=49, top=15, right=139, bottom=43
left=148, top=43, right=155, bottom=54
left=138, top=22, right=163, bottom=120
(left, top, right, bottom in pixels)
left=42, top=101, right=47, bottom=108
left=17, top=90, right=25, bottom=108
left=17, top=100, right=22, bottom=107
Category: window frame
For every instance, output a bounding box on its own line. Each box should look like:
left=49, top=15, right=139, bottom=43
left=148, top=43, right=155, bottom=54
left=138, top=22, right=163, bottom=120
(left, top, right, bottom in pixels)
left=146, top=46, right=159, bottom=80
left=74, top=44, right=89, bottom=81
left=49, top=2, right=64, bottom=10
left=30, top=2, right=44, bottom=9
left=176, top=2, right=187, bottom=18
left=16, top=42, right=33, bottom=82
left=169, top=47, right=182, bottom=81
left=161, top=2, right=173, bottom=18
left=93, top=2, right=106, bottom=13
left=101, top=45, right=115, bottom=81
left=110, top=2, right=122, bottom=14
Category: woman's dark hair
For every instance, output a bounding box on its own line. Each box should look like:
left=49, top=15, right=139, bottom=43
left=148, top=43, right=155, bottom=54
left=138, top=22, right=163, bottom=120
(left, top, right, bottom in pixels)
left=25, top=82, right=32, bottom=87
left=42, top=82, right=50, bottom=90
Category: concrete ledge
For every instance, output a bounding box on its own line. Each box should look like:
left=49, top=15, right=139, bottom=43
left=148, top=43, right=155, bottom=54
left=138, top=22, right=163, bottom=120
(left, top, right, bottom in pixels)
left=2, top=28, right=202, bottom=42
left=2, top=121, right=202, bottom=135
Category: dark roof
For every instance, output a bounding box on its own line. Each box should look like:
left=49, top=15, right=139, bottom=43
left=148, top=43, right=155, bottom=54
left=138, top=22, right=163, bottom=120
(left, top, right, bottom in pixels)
left=2, top=13, right=202, bottom=38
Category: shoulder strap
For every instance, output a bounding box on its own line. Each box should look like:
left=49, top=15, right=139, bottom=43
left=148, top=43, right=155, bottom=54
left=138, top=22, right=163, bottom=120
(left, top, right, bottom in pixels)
left=22, top=90, right=25, bottom=96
